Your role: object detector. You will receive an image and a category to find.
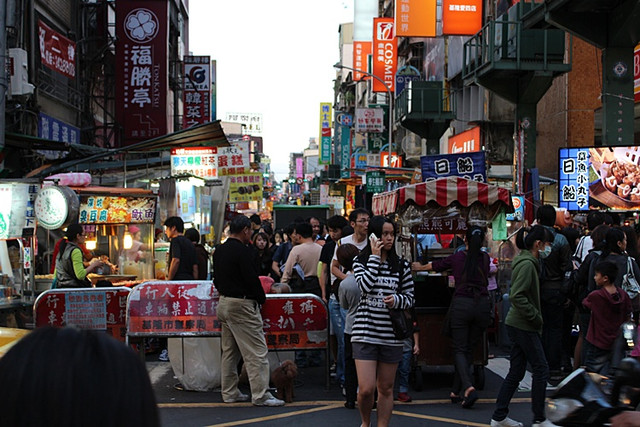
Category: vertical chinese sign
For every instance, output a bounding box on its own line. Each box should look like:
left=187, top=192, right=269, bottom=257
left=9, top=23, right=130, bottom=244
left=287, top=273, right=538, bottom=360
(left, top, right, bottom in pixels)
left=38, top=20, right=76, bottom=79
left=353, top=41, right=372, bottom=81
left=182, top=55, right=211, bottom=128
left=395, top=0, right=437, bottom=38
left=558, top=148, right=590, bottom=211
left=116, top=1, right=169, bottom=145
left=319, top=102, right=332, bottom=165
left=372, top=18, right=397, bottom=93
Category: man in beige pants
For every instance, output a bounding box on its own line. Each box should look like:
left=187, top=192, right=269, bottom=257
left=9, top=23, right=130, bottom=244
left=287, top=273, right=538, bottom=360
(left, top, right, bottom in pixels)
left=213, top=215, right=284, bottom=407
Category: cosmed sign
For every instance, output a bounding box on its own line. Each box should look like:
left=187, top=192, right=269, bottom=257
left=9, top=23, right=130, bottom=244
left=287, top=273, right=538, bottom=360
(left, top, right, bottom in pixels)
left=372, top=18, right=397, bottom=93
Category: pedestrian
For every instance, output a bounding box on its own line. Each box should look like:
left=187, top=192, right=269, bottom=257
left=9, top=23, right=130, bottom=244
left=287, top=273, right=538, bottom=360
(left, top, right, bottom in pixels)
left=0, top=326, right=159, bottom=427
left=536, top=205, right=573, bottom=379
left=213, top=215, right=284, bottom=407
left=413, top=226, right=492, bottom=408
left=574, top=211, right=606, bottom=262
left=331, top=208, right=370, bottom=283
left=281, top=222, right=322, bottom=295
left=490, top=225, right=555, bottom=427
left=252, top=231, right=275, bottom=278
left=54, top=224, right=103, bottom=288
left=582, top=260, right=632, bottom=374
left=271, top=224, right=294, bottom=280
left=185, top=228, right=209, bottom=280
left=307, top=216, right=326, bottom=246
left=395, top=309, right=419, bottom=403
left=352, top=215, right=414, bottom=427
left=337, top=243, right=362, bottom=410
left=164, top=216, right=198, bottom=281
left=596, top=228, right=640, bottom=313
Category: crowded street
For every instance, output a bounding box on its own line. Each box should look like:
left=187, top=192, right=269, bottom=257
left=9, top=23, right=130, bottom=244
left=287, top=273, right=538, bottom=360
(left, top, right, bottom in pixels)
left=1, top=0, right=640, bottom=427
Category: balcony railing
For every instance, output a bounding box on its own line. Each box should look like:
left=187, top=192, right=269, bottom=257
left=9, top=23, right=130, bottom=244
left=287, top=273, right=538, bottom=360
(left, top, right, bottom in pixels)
left=395, top=81, right=455, bottom=122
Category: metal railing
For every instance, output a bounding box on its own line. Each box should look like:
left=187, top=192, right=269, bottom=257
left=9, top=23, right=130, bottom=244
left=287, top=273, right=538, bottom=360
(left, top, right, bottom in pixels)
left=395, top=84, right=456, bottom=122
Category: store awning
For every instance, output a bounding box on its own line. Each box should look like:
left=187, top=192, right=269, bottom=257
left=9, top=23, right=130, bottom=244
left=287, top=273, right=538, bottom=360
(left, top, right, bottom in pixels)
left=5, top=132, right=110, bottom=156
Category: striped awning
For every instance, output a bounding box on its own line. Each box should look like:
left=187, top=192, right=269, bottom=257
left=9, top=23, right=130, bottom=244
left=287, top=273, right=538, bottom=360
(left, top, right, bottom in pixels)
left=372, top=176, right=512, bottom=215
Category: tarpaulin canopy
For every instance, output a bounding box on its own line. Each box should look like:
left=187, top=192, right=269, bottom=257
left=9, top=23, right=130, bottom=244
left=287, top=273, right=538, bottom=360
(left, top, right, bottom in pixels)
left=372, top=176, right=512, bottom=215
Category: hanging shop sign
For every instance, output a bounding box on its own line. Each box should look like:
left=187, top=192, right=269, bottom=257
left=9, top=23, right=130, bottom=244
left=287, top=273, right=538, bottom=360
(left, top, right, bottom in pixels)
left=225, top=112, right=263, bottom=136
left=38, top=20, right=76, bottom=79
left=35, top=185, right=78, bottom=230
left=442, top=0, right=483, bottom=36
left=228, top=173, right=263, bottom=203
left=448, top=126, right=481, bottom=154
left=0, top=183, right=39, bottom=238
left=354, top=152, right=368, bottom=170
left=395, top=0, right=436, bottom=38
left=217, top=142, right=250, bottom=176
left=115, top=1, right=168, bottom=144
left=367, top=104, right=389, bottom=151
left=372, top=18, right=397, bottom=93
left=319, top=102, right=332, bottom=165
left=414, top=216, right=467, bottom=234
left=353, top=41, right=372, bottom=81
left=339, top=125, right=352, bottom=178
left=366, top=171, right=386, bottom=193
left=381, top=152, right=403, bottom=168
left=355, top=108, right=384, bottom=133
left=420, top=151, right=486, bottom=182
left=38, top=113, right=81, bottom=160
left=170, top=147, right=218, bottom=179
left=506, top=196, right=525, bottom=221
left=182, top=55, right=211, bottom=128
left=78, top=195, right=156, bottom=224
left=559, top=146, right=640, bottom=211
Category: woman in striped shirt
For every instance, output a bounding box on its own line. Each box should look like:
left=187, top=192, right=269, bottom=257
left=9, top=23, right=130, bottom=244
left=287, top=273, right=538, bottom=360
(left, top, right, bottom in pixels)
left=352, top=216, right=414, bottom=427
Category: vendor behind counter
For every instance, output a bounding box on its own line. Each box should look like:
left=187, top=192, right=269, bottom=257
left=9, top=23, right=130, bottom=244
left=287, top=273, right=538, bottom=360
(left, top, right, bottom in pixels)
left=54, top=225, right=104, bottom=288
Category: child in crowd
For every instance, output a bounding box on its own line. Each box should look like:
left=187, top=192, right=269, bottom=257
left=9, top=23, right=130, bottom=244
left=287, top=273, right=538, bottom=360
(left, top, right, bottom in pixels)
left=582, top=260, right=632, bottom=374
left=270, top=283, right=291, bottom=294
left=396, top=311, right=419, bottom=402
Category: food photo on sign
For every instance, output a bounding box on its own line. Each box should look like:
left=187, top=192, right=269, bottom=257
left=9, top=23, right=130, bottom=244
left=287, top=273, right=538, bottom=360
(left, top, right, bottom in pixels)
left=589, top=147, right=640, bottom=210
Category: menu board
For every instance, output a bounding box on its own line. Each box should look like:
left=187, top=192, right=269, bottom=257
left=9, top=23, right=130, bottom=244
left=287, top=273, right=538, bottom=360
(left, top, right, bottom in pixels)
left=79, top=196, right=156, bottom=224
left=559, top=146, right=640, bottom=211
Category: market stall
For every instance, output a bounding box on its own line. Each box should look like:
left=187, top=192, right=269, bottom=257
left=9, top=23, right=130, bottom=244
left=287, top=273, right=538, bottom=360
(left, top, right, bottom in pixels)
left=373, top=176, right=512, bottom=389
left=35, top=185, right=159, bottom=288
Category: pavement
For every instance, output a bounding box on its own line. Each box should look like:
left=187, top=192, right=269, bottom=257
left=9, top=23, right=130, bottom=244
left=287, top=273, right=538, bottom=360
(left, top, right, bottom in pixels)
left=146, top=343, right=554, bottom=427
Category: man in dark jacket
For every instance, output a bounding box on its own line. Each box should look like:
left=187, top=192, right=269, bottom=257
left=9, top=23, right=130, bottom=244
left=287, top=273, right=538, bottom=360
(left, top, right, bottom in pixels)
left=536, top=205, right=572, bottom=377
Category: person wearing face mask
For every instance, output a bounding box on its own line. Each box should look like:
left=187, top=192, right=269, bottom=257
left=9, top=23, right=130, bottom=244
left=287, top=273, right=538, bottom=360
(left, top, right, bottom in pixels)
left=490, top=225, right=555, bottom=427
left=535, top=205, right=573, bottom=381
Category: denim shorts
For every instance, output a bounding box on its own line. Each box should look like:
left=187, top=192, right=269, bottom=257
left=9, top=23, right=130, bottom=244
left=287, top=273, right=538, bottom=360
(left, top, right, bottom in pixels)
left=352, top=342, right=403, bottom=364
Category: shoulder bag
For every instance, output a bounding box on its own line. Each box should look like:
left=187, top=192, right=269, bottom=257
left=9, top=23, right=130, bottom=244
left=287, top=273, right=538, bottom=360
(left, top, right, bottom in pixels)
left=389, top=259, right=413, bottom=340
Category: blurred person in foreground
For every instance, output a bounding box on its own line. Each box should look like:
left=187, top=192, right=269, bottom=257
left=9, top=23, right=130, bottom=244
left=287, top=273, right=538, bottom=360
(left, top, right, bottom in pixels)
left=213, top=215, right=284, bottom=407
left=0, top=326, right=159, bottom=427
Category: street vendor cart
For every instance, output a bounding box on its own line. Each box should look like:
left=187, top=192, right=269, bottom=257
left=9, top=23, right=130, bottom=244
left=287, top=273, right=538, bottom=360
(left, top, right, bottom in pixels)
left=372, top=176, right=512, bottom=390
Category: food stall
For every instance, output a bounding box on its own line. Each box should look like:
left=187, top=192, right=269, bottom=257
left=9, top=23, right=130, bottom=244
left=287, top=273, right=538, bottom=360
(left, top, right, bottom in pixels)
left=35, top=185, right=159, bottom=287
left=372, top=176, right=512, bottom=389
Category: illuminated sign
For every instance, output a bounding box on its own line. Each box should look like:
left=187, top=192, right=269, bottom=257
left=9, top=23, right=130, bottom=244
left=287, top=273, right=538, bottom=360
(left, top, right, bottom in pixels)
left=395, top=0, right=436, bottom=38
left=442, top=0, right=483, bottom=36
left=170, top=147, right=218, bottom=179
left=372, top=18, right=397, bottom=93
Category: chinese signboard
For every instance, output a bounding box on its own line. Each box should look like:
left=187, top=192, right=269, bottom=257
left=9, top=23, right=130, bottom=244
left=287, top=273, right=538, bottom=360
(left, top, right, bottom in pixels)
left=339, top=125, right=352, bottom=178
left=442, top=0, right=483, bottom=35
left=34, top=288, right=130, bottom=342
left=355, top=108, right=384, bottom=133
left=182, top=55, right=211, bottom=128
left=228, top=173, right=263, bottom=203
left=372, top=18, right=397, bottom=93
left=217, top=142, right=250, bottom=176
left=78, top=196, right=156, bottom=224
left=38, top=20, right=76, bottom=79
left=367, top=104, right=389, bottom=151
left=127, top=283, right=328, bottom=349
left=170, top=147, right=218, bottom=179
left=381, top=152, right=403, bottom=168
left=560, top=146, right=640, bottom=211
left=354, top=152, right=368, bottom=170
left=395, top=0, right=437, bottom=38
left=414, top=216, right=467, bottom=234
left=319, top=102, right=332, bottom=164
left=225, top=112, right=263, bottom=136
left=366, top=171, right=386, bottom=193
left=448, top=126, right=480, bottom=154
left=0, top=183, right=38, bottom=239
left=506, top=196, right=525, bottom=221
left=353, top=41, right=372, bottom=81
left=115, top=1, right=168, bottom=144
left=421, top=151, right=486, bottom=182
left=38, top=112, right=81, bottom=160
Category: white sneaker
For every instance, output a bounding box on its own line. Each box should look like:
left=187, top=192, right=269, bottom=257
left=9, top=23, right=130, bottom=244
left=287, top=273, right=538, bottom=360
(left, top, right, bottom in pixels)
left=224, top=392, right=249, bottom=403
left=532, top=420, right=559, bottom=427
left=490, top=417, right=524, bottom=427
left=253, top=396, right=285, bottom=407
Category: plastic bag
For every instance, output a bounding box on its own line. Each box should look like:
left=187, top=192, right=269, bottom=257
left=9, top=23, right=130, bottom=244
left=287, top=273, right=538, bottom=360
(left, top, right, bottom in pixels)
left=168, top=337, right=221, bottom=391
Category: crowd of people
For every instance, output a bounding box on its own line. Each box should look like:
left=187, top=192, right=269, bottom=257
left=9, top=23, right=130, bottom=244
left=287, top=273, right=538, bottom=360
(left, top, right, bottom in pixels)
left=6, top=206, right=640, bottom=427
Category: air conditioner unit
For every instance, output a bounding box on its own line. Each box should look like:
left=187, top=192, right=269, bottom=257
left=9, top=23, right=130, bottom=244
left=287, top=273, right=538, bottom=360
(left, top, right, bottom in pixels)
left=8, top=48, right=35, bottom=97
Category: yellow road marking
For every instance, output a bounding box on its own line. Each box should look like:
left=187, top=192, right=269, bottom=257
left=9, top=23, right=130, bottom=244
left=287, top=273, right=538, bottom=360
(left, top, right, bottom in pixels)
left=204, top=404, right=341, bottom=427
left=394, top=410, right=490, bottom=426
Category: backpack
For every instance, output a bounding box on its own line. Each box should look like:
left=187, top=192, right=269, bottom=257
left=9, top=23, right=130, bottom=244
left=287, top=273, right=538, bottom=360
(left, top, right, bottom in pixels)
left=621, top=256, right=640, bottom=300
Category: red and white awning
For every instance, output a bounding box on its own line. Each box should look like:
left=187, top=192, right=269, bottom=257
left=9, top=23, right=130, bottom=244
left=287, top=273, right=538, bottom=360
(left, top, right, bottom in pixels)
left=372, top=176, right=511, bottom=215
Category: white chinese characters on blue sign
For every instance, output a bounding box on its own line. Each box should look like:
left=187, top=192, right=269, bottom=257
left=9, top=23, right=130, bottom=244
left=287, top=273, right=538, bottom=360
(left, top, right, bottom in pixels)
left=558, top=148, right=590, bottom=211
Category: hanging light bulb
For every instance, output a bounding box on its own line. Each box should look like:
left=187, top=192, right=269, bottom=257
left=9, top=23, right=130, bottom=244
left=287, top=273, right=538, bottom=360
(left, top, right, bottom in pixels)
left=85, top=238, right=97, bottom=251
left=123, top=228, right=133, bottom=250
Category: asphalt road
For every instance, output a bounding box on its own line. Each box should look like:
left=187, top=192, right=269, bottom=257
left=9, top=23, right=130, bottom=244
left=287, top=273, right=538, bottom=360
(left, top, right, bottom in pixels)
left=147, top=344, right=545, bottom=427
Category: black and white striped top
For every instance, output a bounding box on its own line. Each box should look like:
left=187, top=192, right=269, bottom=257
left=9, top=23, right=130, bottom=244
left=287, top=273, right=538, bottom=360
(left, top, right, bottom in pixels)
left=351, top=254, right=414, bottom=347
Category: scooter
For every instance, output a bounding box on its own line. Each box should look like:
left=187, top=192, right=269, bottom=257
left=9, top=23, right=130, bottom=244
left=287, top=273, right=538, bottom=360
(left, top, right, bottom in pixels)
left=546, top=322, right=640, bottom=426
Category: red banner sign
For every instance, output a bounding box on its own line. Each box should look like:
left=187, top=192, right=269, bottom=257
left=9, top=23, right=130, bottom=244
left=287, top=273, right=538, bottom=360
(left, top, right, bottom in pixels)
left=34, top=288, right=131, bottom=342
left=442, top=0, right=483, bottom=35
left=353, top=41, right=372, bottom=81
left=116, top=1, right=169, bottom=145
left=372, top=18, right=397, bottom=93
left=183, top=55, right=211, bottom=128
left=127, top=282, right=328, bottom=350
left=38, top=20, right=76, bottom=79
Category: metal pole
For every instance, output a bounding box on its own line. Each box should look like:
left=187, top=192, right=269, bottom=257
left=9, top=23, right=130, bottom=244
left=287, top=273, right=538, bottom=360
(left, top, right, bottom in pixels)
left=334, top=64, right=393, bottom=167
